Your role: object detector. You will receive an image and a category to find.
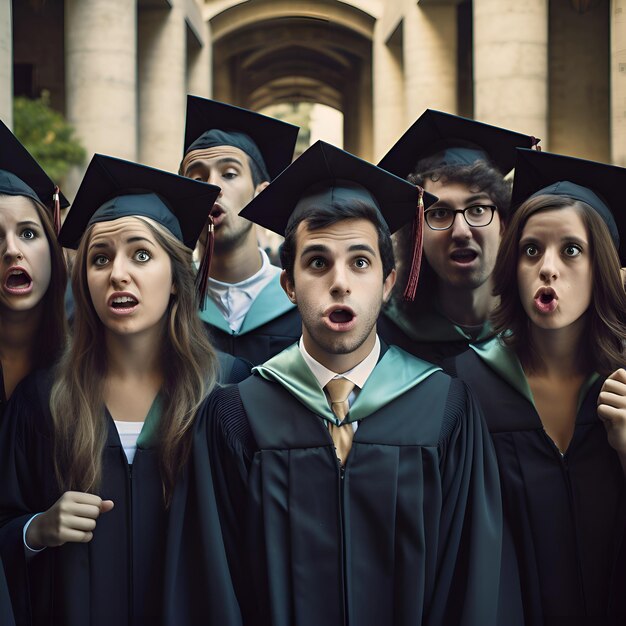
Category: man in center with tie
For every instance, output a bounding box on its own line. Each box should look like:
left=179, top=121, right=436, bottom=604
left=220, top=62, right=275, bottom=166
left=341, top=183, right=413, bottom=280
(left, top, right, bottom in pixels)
left=199, top=141, right=510, bottom=625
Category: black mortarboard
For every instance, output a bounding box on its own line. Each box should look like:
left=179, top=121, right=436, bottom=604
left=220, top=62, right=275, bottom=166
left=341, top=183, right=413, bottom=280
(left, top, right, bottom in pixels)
left=511, top=148, right=626, bottom=261
left=182, top=96, right=299, bottom=182
left=0, top=119, right=70, bottom=233
left=58, top=154, right=221, bottom=251
left=240, top=140, right=436, bottom=236
left=240, top=140, right=438, bottom=300
left=378, top=109, right=539, bottom=179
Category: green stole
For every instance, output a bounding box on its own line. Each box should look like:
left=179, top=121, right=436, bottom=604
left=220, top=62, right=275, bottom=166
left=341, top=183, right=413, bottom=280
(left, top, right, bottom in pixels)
left=470, top=337, right=599, bottom=411
left=253, top=344, right=441, bottom=426
left=199, top=273, right=296, bottom=335
left=384, top=298, right=493, bottom=344
left=134, top=394, right=163, bottom=449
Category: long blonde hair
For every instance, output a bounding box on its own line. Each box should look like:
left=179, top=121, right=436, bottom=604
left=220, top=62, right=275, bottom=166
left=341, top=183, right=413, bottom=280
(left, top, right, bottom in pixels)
left=50, top=218, right=218, bottom=503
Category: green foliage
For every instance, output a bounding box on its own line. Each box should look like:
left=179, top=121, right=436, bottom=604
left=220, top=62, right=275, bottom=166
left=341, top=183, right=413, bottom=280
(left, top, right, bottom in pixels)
left=13, top=92, right=86, bottom=183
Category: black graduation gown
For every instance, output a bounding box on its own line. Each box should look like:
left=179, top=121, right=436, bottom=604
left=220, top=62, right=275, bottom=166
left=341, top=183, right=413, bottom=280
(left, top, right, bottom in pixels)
left=452, top=346, right=626, bottom=626
left=0, top=368, right=243, bottom=626
left=193, top=344, right=507, bottom=626
left=0, top=365, right=16, bottom=626
left=200, top=274, right=301, bottom=365
left=377, top=305, right=494, bottom=367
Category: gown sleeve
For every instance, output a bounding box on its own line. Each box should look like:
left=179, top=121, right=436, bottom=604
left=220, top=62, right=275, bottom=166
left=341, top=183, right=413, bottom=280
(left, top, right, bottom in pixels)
left=427, top=377, right=520, bottom=626
left=0, top=370, right=57, bottom=626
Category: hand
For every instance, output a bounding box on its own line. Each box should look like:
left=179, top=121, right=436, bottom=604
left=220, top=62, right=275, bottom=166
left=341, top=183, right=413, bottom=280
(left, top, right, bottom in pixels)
left=26, top=491, right=114, bottom=550
left=597, top=368, right=626, bottom=457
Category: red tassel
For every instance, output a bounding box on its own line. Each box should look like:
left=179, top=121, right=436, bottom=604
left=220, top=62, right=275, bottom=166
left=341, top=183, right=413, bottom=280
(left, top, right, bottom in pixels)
left=53, top=185, right=61, bottom=236
left=531, top=136, right=542, bottom=152
left=196, top=216, right=214, bottom=311
left=403, top=186, right=425, bottom=302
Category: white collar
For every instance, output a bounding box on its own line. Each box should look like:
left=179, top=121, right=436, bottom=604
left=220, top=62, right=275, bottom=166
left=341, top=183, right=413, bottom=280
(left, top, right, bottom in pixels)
left=299, top=335, right=381, bottom=390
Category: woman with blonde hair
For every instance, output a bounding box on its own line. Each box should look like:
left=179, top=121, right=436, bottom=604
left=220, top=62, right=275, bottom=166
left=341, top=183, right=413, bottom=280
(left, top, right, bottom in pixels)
left=452, top=149, right=626, bottom=625
left=0, top=155, right=244, bottom=626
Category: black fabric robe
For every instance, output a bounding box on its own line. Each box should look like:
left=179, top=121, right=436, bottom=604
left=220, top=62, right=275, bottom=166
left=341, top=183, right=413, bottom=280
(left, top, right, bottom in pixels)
left=377, top=307, right=493, bottom=367
left=200, top=273, right=302, bottom=365
left=190, top=352, right=509, bottom=626
left=203, top=308, right=301, bottom=365
left=452, top=347, right=626, bottom=626
left=0, top=365, right=244, bottom=626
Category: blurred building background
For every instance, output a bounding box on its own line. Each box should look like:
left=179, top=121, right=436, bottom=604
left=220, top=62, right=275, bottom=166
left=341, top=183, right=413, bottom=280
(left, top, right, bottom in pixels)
left=1, top=0, right=625, bottom=198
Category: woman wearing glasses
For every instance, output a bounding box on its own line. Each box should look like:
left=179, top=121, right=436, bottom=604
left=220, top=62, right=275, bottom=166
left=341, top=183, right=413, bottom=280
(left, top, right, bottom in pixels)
left=452, top=150, right=626, bottom=625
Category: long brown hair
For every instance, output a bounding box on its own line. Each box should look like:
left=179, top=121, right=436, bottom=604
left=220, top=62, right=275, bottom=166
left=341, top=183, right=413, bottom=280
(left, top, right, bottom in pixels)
left=50, top=218, right=218, bottom=503
left=491, top=194, right=626, bottom=375
left=0, top=193, right=67, bottom=368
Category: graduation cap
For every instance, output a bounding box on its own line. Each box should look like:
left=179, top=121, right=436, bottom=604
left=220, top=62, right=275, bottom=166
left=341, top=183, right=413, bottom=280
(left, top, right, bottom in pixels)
left=511, top=148, right=626, bottom=262
left=182, top=96, right=299, bottom=182
left=0, top=119, right=70, bottom=234
left=240, top=140, right=438, bottom=300
left=378, top=109, right=540, bottom=180
left=58, top=154, right=221, bottom=304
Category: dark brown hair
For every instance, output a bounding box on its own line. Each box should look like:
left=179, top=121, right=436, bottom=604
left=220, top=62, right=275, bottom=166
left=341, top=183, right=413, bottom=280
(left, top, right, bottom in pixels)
left=0, top=194, right=68, bottom=368
left=491, top=194, right=626, bottom=375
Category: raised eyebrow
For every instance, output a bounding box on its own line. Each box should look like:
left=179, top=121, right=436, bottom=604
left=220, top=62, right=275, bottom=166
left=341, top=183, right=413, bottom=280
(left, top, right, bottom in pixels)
left=348, top=244, right=377, bottom=256
left=17, top=220, right=41, bottom=228
left=300, top=243, right=330, bottom=256
left=125, top=236, right=155, bottom=245
left=561, top=236, right=587, bottom=246
left=217, top=157, right=244, bottom=168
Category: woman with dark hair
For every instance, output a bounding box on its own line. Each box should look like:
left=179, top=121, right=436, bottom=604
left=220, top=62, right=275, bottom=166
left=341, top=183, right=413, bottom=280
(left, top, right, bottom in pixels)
left=452, top=149, right=626, bottom=625
left=0, top=120, right=69, bottom=626
left=0, top=155, right=245, bottom=626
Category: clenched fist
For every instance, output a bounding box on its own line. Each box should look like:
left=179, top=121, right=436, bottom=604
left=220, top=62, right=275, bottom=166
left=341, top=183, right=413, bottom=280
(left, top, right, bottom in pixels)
left=26, top=491, right=114, bottom=550
left=598, top=368, right=626, bottom=472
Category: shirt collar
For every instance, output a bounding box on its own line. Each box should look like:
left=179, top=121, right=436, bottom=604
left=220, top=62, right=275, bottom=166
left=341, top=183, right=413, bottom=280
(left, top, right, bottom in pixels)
left=208, top=247, right=274, bottom=290
left=298, top=335, right=381, bottom=390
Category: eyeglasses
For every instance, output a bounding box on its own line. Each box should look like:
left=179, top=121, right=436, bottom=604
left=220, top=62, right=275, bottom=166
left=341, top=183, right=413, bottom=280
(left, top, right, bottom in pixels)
left=424, top=205, right=497, bottom=230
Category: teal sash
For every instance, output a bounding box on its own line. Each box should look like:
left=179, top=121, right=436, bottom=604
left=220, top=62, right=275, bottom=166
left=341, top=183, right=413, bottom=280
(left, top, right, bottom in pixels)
left=253, top=344, right=441, bottom=425
left=199, top=273, right=296, bottom=335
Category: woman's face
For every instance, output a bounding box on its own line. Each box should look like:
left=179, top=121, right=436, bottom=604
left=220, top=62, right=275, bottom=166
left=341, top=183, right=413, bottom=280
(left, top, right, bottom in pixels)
left=86, top=217, right=174, bottom=339
left=517, top=206, right=592, bottom=332
left=0, top=195, right=52, bottom=315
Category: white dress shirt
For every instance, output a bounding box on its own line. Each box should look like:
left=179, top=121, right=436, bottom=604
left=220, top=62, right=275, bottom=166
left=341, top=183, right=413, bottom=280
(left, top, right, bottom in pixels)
left=207, top=248, right=281, bottom=332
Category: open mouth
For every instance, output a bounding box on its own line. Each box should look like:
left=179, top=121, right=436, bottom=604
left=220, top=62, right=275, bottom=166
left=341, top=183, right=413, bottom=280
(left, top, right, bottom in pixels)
left=110, top=295, right=138, bottom=310
left=534, top=288, right=558, bottom=314
left=450, top=249, right=478, bottom=264
left=329, top=309, right=354, bottom=324
left=209, top=204, right=226, bottom=226
left=4, top=268, right=32, bottom=292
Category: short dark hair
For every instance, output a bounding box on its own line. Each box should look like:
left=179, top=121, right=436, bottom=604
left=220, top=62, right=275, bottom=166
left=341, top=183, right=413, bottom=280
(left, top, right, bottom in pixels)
left=247, top=156, right=267, bottom=188
left=491, top=194, right=626, bottom=376
left=390, top=158, right=511, bottom=314
left=409, top=159, right=512, bottom=221
left=280, top=199, right=395, bottom=284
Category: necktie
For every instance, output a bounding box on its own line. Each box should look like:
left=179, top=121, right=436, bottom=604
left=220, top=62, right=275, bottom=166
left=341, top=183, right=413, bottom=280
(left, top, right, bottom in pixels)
left=325, top=377, right=356, bottom=466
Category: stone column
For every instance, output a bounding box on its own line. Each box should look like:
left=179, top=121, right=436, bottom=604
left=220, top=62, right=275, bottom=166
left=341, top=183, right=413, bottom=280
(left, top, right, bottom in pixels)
left=0, top=0, right=12, bottom=129
left=473, top=0, right=548, bottom=141
left=612, top=0, right=626, bottom=166
left=372, top=22, right=405, bottom=161
left=65, top=0, right=137, bottom=166
left=138, top=0, right=187, bottom=171
left=403, top=1, right=457, bottom=124
left=187, top=20, right=212, bottom=99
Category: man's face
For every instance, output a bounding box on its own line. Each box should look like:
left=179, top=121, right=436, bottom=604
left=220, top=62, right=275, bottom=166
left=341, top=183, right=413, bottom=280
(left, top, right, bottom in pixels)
left=422, top=178, right=503, bottom=291
left=181, top=146, right=267, bottom=252
left=281, top=218, right=396, bottom=366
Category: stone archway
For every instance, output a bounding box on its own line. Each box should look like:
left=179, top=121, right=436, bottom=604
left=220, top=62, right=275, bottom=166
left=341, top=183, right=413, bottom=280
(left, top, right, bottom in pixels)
left=209, top=0, right=375, bottom=159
